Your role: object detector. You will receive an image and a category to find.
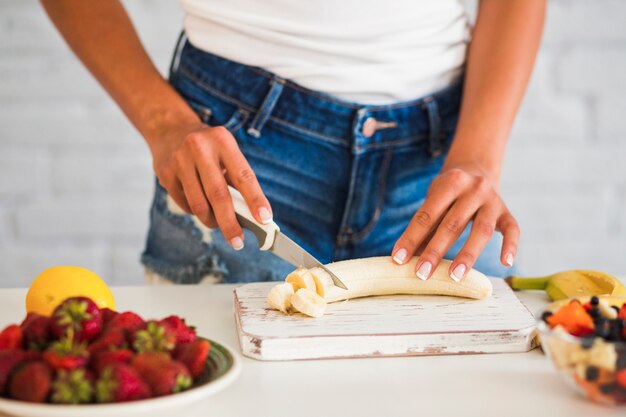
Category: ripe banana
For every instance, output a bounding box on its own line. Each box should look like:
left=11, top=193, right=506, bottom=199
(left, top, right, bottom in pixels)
left=313, top=257, right=492, bottom=303
left=506, top=270, right=626, bottom=301
left=267, top=283, right=294, bottom=314
left=291, top=289, right=326, bottom=318
left=285, top=267, right=317, bottom=292
left=266, top=257, right=493, bottom=318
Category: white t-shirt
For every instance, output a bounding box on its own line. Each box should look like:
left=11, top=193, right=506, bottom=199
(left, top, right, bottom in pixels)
left=179, top=0, right=470, bottom=104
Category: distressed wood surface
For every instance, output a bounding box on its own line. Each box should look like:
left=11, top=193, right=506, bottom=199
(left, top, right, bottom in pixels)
left=234, top=279, right=538, bottom=361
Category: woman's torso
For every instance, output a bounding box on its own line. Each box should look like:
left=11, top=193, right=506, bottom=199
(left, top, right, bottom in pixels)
left=179, top=0, right=470, bottom=104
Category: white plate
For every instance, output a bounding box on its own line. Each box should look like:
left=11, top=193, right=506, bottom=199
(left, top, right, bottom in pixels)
left=0, top=339, right=241, bottom=417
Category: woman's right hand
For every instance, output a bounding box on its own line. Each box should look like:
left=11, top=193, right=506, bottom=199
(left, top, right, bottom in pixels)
left=150, top=120, right=273, bottom=250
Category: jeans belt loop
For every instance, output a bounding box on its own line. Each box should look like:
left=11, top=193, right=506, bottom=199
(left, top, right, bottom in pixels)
left=422, top=96, right=443, bottom=157
left=247, top=76, right=285, bottom=138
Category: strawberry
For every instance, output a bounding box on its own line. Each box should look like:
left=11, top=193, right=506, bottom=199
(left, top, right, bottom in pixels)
left=0, top=324, right=22, bottom=350
left=51, top=297, right=102, bottom=342
left=619, top=304, right=626, bottom=320
left=88, top=328, right=127, bottom=354
left=547, top=300, right=595, bottom=337
left=131, top=352, right=191, bottom=396
left=132, top=321, right=176, bottom=353
left=43, top=336, right=88, bottom=371
left=100, top=308, right=119, bottom=328
left=95, top=363, right=150, bottom=402
left=20, top=313, right=51, bottom=350
left=0, top=350, right=31, bottom=394
left=50, top=368, right=94, bottom=404
left=9, top=361, right=52, bottom=403
left=618, top=369, right=626, bottom=388
left=174, top=339, right=210, bottom=379
left=91, top=349, right=134, bottom=374
left=105, top=311, right=144, bottom=333
left=159, top=316, right=197, bottom=343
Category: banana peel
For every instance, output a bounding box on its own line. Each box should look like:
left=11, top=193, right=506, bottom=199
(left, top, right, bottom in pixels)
left=506, top=270, right=626, bottom=301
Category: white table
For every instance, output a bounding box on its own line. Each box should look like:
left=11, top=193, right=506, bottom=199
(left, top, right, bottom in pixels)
left=0, top=285, right=622, bottom=417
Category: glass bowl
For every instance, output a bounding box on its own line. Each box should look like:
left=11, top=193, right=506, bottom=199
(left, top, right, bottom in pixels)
left=537, top=295, right=626, bottom=405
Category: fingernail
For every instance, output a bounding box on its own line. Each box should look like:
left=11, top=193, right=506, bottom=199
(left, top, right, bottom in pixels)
left=416, top=261, right=432, bottom=281
left=258, top=207, right=272, bottom=225
left=450, top=264, right=466, bottom=282
left=230, top=236, right=244, bottom=250
left=505, top=252, right=515, bottom=267
left=392, top=248, right=408, bottom=264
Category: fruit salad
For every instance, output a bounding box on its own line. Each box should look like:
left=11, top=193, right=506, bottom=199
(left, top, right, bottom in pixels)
left=539, top=296, right=626, bottom=405
left=0, top=296, right=211, bottom=404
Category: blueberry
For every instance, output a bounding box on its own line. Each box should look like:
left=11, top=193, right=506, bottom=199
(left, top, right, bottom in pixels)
left=590, top=296, right=599, bottom=306
left=589, top=307, right=601, bottom=319
left=585, top=366, right=599, bottom=381
left=541, top=311, right=553, bottom=322
left=580, top=337, right=595, bottom=350
left=599, top=382, right=617, bottom=395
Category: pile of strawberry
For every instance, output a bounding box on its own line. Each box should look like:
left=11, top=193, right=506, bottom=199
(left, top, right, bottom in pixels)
left=0, top=296, right=210, bottom=404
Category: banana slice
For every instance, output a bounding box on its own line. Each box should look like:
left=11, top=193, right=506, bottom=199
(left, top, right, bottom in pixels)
left=286, top=267, right=317, bottom=292
left=291, top=289, right=327, bottom=318
left=309, top=268, right=334, bottom=297
left=267, top=283, right=295, bottom=314
left=598, top=299, right=618, bottom=319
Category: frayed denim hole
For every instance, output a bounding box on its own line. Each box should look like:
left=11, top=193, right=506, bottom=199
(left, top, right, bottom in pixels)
left=141, top=184, right=229, bottom=284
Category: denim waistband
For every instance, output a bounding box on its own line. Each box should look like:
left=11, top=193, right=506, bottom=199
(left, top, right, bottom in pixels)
left=172, top=34, right=463, bottom=154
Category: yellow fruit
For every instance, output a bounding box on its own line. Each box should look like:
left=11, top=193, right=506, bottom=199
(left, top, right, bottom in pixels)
left=25, top=266, right=115, bottom=316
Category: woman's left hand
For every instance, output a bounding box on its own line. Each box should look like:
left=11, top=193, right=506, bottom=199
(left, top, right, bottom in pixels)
left=390, top=165, right=519, bottom=281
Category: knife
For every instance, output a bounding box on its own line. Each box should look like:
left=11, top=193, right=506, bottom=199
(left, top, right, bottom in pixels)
left=228, top=186, right=348, bottom=290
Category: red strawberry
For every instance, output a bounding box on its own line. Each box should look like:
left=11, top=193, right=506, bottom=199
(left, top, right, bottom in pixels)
left=100, top=308, right=119, bottom=328
left=88, top=328, right=127, bottom=354
left=0, top=324, right=22, bottom=350
left=174, top=339, right=210, bottom=379
left=617, top=369, right=626, bottom=388
left=619, top=304, right=626, bottom=320
left=106, top=312, right=144, bottom=333
left=95, top=363, right=150, bottom=402
left=131, top=352, right=191, bottom=396
left=159, top=316, right=197, bottom=343
left=0, top=350, right=28, bottom=393
left=132, top=321, right=176, bottom=353
left=91, top=349, right=134, bottom=374
left=50, top=368, right=94, bottom=404
left=20, top=313, right=51, bottom=350
left=51, top=297, right=102, bottom=342
left=43, top=337, right=88, bottom=371
left=9, top=361, right=52, bottom=403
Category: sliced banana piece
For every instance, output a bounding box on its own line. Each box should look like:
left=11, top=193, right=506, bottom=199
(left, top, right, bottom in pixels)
left=267, top=283, right=295, bottom=314
left=310, top=268, right=334, bottom=297
left=286, top=267, right=317, bottom=292
left=291, top=288, right=327, bottom=318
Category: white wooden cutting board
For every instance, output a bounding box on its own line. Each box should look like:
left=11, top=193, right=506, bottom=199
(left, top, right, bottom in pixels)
left=234, top=279, right=538, bottom=361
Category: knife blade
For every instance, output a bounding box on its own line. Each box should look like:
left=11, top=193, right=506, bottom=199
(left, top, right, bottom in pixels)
left=230, top=186, right=348, bottom=290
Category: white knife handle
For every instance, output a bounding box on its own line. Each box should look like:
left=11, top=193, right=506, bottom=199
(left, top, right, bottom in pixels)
left=229, top=185, right=278, bottom=251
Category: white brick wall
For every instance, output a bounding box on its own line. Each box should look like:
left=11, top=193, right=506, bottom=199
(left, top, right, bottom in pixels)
left=0, top=0, right=625, bottom=287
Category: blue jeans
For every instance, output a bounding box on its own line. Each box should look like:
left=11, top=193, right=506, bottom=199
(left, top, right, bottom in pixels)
left=141, top=35, right=514, bottom=284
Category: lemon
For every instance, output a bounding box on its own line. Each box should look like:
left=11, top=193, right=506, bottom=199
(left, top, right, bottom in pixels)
left=25, top=266, right=115, bottom=316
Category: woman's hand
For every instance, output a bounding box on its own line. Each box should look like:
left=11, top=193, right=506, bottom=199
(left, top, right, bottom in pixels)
left=390, top=165, right=519, bottom=281
left=151, top=120, right=273, bottom=250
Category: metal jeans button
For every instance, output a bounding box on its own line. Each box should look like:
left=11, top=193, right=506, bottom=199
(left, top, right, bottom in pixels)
left=362, top=117, right=377, bottom=137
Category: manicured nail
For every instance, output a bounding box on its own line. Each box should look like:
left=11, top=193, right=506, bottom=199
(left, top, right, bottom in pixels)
left=416, top=261, right=432, bottom=281
left=231, top=236, right=244, bottom=250
left=505, top=252, right=515, bottom=267
left=392, top=248, right=408, bottom=264
left=450, top=264, right=466, bottom=282
left=258, top=207, right=272, bottom=224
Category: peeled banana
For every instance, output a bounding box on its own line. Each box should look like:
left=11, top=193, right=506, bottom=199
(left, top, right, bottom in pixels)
left=506, top=270, right=626, bottom=301
left=267, top=257, right=493, bottom=318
